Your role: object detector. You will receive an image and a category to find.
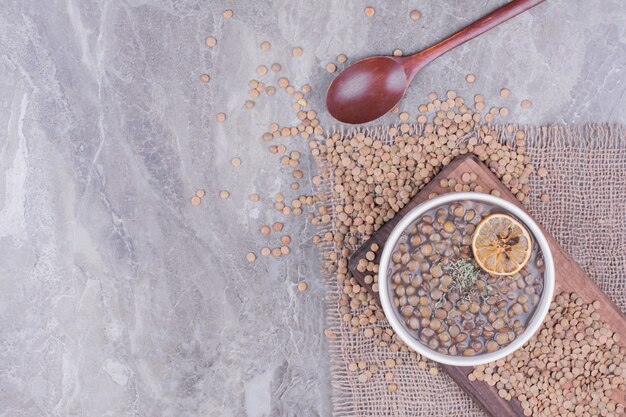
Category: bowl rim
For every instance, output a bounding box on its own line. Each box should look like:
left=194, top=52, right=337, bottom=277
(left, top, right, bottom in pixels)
left=378, top=192, right=555, bottom=366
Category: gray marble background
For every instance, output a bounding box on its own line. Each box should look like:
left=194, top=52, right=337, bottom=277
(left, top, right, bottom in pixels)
left=0, top=1, right=624, bottom=416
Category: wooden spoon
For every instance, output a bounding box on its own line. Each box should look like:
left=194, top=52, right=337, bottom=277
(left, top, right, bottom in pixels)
left=326, top=0, right=546, bottom=124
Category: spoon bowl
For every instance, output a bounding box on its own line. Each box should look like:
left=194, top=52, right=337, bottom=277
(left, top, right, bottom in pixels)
left=325, top=57, right=407, bottom=125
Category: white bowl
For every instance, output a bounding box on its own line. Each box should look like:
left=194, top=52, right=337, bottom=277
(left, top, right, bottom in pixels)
left=378, top=192, right=555, bottom=366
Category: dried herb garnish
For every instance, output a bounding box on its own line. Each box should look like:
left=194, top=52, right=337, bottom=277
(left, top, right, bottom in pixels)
left=434, top=259, right=488, bottom=308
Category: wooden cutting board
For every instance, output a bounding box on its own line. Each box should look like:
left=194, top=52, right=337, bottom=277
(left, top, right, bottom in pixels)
left=348, top=153, right=626, bottom=417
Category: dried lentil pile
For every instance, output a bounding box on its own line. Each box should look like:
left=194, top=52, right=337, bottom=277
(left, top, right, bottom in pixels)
left=301, top=83, right=549, bottom=384
left=309, top=92, right=536, bottom=340
left=470, top=293, right=626, bottom=417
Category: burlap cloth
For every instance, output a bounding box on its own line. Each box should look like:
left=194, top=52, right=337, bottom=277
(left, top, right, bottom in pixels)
left=312, top=124, right=626, bottom=417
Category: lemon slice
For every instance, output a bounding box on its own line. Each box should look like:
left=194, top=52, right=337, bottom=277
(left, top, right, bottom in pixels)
left=471, top=213, right=532, bottom=276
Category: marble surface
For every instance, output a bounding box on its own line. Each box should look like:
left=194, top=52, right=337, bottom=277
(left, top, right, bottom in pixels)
left=0, top=1, right=625, bottom=416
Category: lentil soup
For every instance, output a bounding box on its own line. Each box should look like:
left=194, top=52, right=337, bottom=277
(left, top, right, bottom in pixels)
left=387, top=199, right=545, bottom=356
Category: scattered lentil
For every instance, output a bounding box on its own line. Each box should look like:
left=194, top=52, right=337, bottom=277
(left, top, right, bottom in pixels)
left=205, top=36, right=217, bottom=47
left=246, top=252, right=256, bottom=263
left=326, top=63, right=337, bottom=73
left=298, top=281, right=307, bottom=292
left=219, top=190, right=230, bottom=199
left=200, top=74, right=210, bottom=83
left=324, top=328, right=336, bottom=339
left=364, top=7, right=375, bottom=17
left=216, top=112, right=226, bottom=122
left=409, top=9, right=421, bottom=21
left=231, top=157, right=241, bottom=167
left=222, top=9, right=233, bottom=18
left=292, top=47, right=303, bottom=57
left=260, top=41, right=270, bottom=51
left=465, top=74, right=476, bottom=83
left=191, top=196, right=201, bottom=206
left=195, top=189, right=206, bottom=198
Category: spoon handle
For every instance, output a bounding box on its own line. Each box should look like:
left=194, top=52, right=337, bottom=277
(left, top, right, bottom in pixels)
left=406, top=0, right=546, bottom=76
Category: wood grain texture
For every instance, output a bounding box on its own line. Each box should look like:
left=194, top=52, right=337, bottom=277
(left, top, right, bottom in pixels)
left=348, top=153, right=626, bottom=417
